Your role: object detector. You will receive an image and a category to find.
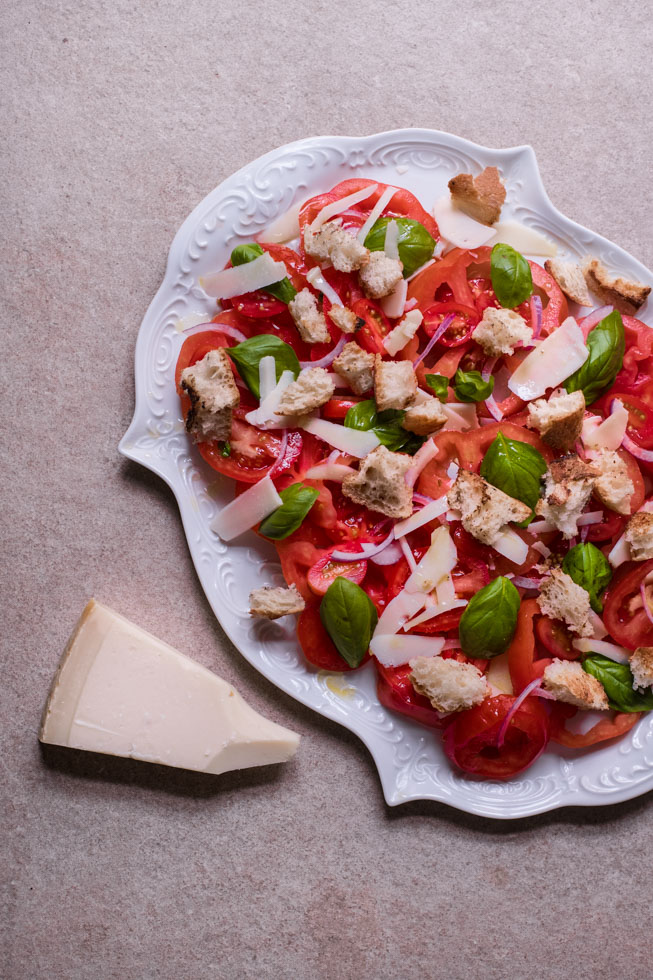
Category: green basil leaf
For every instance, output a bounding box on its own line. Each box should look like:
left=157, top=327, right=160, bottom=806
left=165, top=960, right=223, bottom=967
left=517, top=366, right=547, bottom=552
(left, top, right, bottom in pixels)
left=480, top=432, right=547, bottom=524
left=425, top=374, right=449, bottom=402
left=562, top=543, right=612, bottom=614
left=220, top=441, right=231, bottom=458
left=344, top=399, right=377, bottom=431
left=344, top=400, right=424, bottom=454
left=582, top=654, right=653, bottom=712
left=459, top=577, right=521, bottom=658
left=363, top=217, right=435, bottom=278
left=319, top=577, right=378, bottom=668
left=490, top=243, right=533, bottom=308
left=564, top=311, right=625, bottom=405
left=227, top=335, right=300, bottom=398
left=453, top=369, right=494, bottom=403
left=230, top=242, right=297, bottom=304
left=258, top=483, right=319, bottom=540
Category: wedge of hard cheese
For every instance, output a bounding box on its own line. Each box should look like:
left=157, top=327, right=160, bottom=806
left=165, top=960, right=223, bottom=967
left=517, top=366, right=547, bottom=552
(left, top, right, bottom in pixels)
left=39, top=599, right=300, bottom=774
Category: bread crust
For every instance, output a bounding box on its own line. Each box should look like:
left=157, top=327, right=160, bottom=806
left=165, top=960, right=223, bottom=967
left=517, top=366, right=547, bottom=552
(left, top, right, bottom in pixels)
left=448, top=166, right=506, bottom=225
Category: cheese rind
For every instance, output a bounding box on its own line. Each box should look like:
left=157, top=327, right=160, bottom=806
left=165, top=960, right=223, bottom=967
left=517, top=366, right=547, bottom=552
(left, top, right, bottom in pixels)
left=39, top=600, right=300, bottom=774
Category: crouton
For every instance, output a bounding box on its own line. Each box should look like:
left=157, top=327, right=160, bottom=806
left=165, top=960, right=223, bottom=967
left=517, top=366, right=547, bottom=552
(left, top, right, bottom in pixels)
left=630, top=647, right=653, bottom=691
left=249, top=585, right=306, bottom=619
left=341, top=445, right=413, bottom=519
left=374, top=356, right=418, bottom=411
left=624, top=512, right=653, bottom=561
left=592, top=450, right=634, bottom=515
left=401, top=398, right=447, bottom=435
left=473, top=307, right=532, bottom=357
left=359, top=252, right=404, bottom=299
left=527, top=389, right=585, bottom=451
left=447, top=470, right=531, bottom=546
left=328, top=305, right=358, bottom=334
left=409, top=656, right=488, bottom=713
left=544, top=258, right=592, bottom=306
left=180, top=348, right=239, bottom=443
left=288, top=288, right=331, bottom=344
left=582, top=257, right=651, bottom=316
left=538, top=568, right=592, bottom=637
left=543, top=659, right=609, bottom=710
left=448, top=166, right=506, bottom=225
left=276, top=367, right=335, bottom=417
left=304, top=221, right=370, bottom=273
left=383, top=310, right=423, bottom=356
left=536, top=455, right=598, bottom=538
left=332, top=342, right=374, bottom=395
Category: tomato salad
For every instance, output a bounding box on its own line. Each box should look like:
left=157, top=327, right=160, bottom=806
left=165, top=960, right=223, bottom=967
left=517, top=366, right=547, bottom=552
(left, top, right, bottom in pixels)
left=176, top=174, right=653, bottom=781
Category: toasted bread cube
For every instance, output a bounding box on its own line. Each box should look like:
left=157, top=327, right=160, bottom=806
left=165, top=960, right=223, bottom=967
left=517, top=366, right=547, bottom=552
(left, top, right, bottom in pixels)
left=527, top=390, right=585, bottom=451
left=341, top=445, right=413, bottom=519
left=402, top=398, right=447, bottom=435
left=592, top=450, right=634, bottom=515
left=447, top=470, right=531, bottom=546
left=180, top=348, right=239, bottom=443
left=473, top=307, right=532, bottom=357
left=544, top=258, right=592, bottom=306
left=249, top=585, right=306, bottom=619
left=409, top=657, right=488, bottom=713
left=536, top=455, right=598, bottom=538
left=448, top=166, right=506, bottom=225
left=374, top=356, right=418, bottom=411
left=543, top=659, right=609, bottom=710
left=288, top=288, right=331, bottom=344
left=359, top=252, right=404, bottom=299
left=332, top=342, right=374, bottom=395
left=304, top=221, right=369, bottom=273
left=328, top=305, right=358, bottom=334
left=582, top=257, right=651, bottom=316
left=625, top=512, right=653, bottom=561
left=630, top=647, right=653, bottom=691
left=276, top=367, right=335, bottom=417
left=538, top=568, right=592, bottom=637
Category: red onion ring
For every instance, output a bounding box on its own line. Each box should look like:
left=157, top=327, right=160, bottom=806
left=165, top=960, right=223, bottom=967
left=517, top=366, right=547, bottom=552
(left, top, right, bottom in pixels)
left=497, top=678, right=542, bottom=748
left=442, top=638, right=460, bottom=650
left=268, top=429, right=288, bottom=478
left=413, top=313, right=455, bottom=369
left=580, top=525, right=590, bottom=542
left=577, top=511, right=603, bottom=526
left=299, top=334, right=347, bottom=370
left=610, top=399, right=653, bottom=461
left=331, top=529, right=395, bottom=562
left=412, top=492, right=434, bottom=506
left=371, top=541, right=404, bottom=565
left=405, top=439, right=437, bottom=487
left=511, top=576, right=542, bottom=590
left=532, top=688, right=555, bottom=700
left=640, top=582, right=653, bottom=626
left=579, top=305, right=613, bottom=339
left=182, top=321, right=248, bottom=344
left=530, top=295, right=543, bottom=339
left=481, top=356, right=504, bottom=421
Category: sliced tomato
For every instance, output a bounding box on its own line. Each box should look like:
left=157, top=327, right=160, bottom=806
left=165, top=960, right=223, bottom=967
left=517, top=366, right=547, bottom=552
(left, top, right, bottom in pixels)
left=231, top=292, right=287, bottom=317
left=585, top=509, right=627, bottom=543
left=407, top=247, right=491, bottom=312
left=297, top=602, right=367, bottom=671
left=307, top=546, right=368, bottom=596
left=612, top=315, right=653, bottom=391
left=199, top=424, right=302, bottom=484
left=602, top=559, right=653, bottom=650
left=549, top=702, right=641, bottom=748
left=351, top=297, right=391, bottom=354
left=321, top=396, right=364, bottom=420
left=529, top=261, right=568, bottom=334
left=443, top=695, right=550, bottom=780
left=506, top=598, right=552, bottom=695
left=599, top=391, right=653, bottom=450
left=375, top=663, right=447, bottom=729
left=535, top=616, right=579, bottom=660
left=299, top=178, right=439, bottom=240
left=422, top=301, right=479, bottom=347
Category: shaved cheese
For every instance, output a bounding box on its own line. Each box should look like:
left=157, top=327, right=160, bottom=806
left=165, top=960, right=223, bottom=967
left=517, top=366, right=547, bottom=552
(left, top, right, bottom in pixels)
left=394, top=497, right=449, bottom=538
left=258, top=355, right=277, bottom=401
left=258, top=202, right=303, bottom=244
left=370, top=633, right=445, bottom=668
left=436, top=574, right=456, bottom=606
left=374, top=590, right=427, bottom=636
left=357, top=186, right=398, bottom=242
left=309, top=183, right=379, bottom=232
left=442, top=402, right=478, bottom=431
left=201, top=252, right=288, bottom=299
left=608, top=533, right=631, bottom=568
left=211, top=476, right=282, bottom=541
left=432, top=194, right=496, bottom=249
left=303, top=462, right=353, bottom=482
left=582, top=400, right=628, bottom=451
left=486, top=652, right=514, bottom=695
left=572, top=638, right=631, bottom=664
left=381, top=277, right=408, bottom=320
left=402, top=598, right=467, bottom=632
left=384, top=219, right=400, bottom=260
left=508, top=316, right=588, bottom=400
left=383, top=309, right=423, bottom=355
left=589, top=610, right=608, bottom=640
left=405, top=526, right=457, bottom=594
left=528, top=518, right=555, bottom=534
left=532, top=540, right=551, bottom=559
left=306, top=266, right=343, bottom=306
left=493, top=528, right=529, bottom=565
left=246, top=369, right=296, bottom=426
left=488, top=221, right=558, bottom=257
left=301, top=417, right=380, bottom=458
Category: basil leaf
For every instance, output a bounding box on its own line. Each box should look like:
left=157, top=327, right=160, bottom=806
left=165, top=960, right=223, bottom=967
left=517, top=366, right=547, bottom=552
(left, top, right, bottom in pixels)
left=453, top=369, right=494, bottom=403
left=227, top=335, right=300, bottom=398
left=344, top=399, right=377, bottom=431
left=319, top=577, right=378, bottom=668
left=564, top=311, right=625, bottom=405
left=230, top=242, right=297, bottom=304
left=258, top=483, right=319, bottom=540
left=582, top=654, right=653, bottom=712
left=425, top=374, right=449, bottom=402
left=562, top=543, right=612, bottom=614
left=459, top=577, right=521, bottom=659
left=220, top=441, right=231, bottom=458
left=480, top=432, right=547, bottom=523
left=363, top=217, right=435, bottom=278
left=490, top=243, right=533, bottom=309
left=344, top=400, right=424, bottom=454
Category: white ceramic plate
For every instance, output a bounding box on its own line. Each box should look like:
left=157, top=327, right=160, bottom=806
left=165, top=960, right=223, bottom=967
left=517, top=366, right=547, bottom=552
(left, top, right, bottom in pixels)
left=120, top=129, right=653, bottom=818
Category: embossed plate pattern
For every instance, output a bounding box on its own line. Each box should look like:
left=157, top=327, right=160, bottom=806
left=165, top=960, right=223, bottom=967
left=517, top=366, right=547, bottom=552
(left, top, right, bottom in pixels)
left=120, top=130, right=653, bottom=817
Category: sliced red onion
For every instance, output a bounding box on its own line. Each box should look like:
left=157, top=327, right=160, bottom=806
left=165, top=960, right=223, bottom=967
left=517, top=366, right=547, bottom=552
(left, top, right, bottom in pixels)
left=442, top=638, right=460, bottom=650
left=481, top=356, right=503, bottom=421
left=371, top=541, right=404, bottom=565
left=580, top=525, right=590, bottom=542
left=622, top=432, right=653, bottom=463
left=532, top=688, right=555, bottom=700
left=497, top=678, right=542, bottom=748
left=640, top=582, right=653, bottom=626
left=577, top=511, right=603, bottom=526
left=299, top=334, right=347, bottom=370
left=575, top=439, right=587, bottom=461
left=268, top=429, right=288, bottom=478
left=479, top=416, right=497, bottom=426
left=331, top=529, right=395, bottom=562
left=511, top=576, right=542, bottom=590
left=413, top=313, right=455, bottom=369
left=580, top=305, right=613, bottom=338
left=405, top=439, right=437, bottom=488
left=530, top=295, right=543, bottom=339
left=399, top=535, right=417, bottom=572
left=413, top=492, right=434, bottom=506
left=183, top=321, right=248, bottom=344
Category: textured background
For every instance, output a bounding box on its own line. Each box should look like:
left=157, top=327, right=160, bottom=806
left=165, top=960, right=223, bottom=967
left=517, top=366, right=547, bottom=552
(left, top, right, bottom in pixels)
left=2, top=1, right=653, bottom=978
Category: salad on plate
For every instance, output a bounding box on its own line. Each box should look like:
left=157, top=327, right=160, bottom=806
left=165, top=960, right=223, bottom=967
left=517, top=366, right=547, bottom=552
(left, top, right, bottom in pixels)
left=175, top=168, right=653, bottom=781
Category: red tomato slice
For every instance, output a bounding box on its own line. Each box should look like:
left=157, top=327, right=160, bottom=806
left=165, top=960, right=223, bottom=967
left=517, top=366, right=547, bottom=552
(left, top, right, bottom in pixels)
left=443, top=695, right=550, bottom=780
left=422, top=301, right=479, bottom=347
left=535, top=616, right=579, bottom=660
left=321, top=396, right=364, bottom=420
left=299, top=178, right=439, bottom=240
left=375, top=663, right=447, bottom=729
left=297, top=602, right=366, bottom=671
left=307, top=546, right=368, bottom=596
left=231, top=292, right=287, bottom=317
left=602, top=391, right=653, bottom=449
left=408, top=247, right=490, bottom=312
left=351, top=297, right=391, bottom=354
left=199, top=424, right=302, bottom=484
left=549, top=702, right=640, bottom=748
left=602, top=559, right=653, bottom=650
left=506, top=599, right=552, bottom=695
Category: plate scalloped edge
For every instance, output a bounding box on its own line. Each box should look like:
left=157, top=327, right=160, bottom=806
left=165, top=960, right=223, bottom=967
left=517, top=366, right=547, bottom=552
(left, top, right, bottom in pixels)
left=119, top=128, right=653, bottom=818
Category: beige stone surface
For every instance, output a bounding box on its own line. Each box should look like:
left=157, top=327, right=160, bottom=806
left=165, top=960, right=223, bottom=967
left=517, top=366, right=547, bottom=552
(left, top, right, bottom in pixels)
left=2, top=1, right=653, bottom=978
